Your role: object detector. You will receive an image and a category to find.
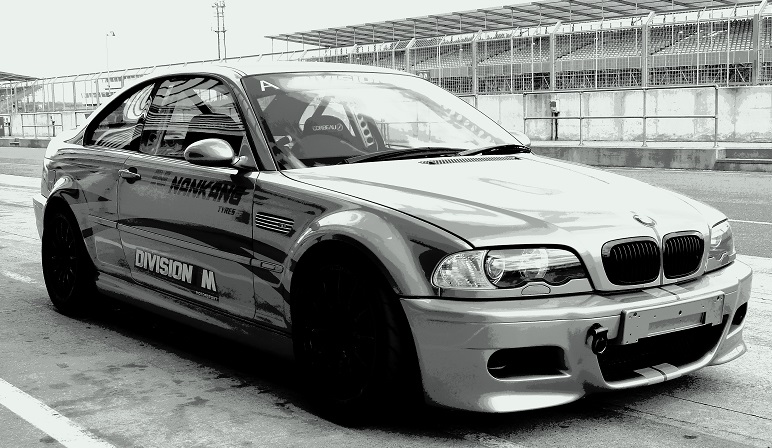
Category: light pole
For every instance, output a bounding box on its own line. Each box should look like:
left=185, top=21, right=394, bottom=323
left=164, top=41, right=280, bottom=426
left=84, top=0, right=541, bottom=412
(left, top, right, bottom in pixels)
left=105, top=31, right=116, bottom=73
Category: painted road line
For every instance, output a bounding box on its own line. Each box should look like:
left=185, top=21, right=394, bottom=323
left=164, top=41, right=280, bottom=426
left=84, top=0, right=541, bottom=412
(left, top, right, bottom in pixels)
left=0, top=377, right=115, bottom=448
left=0, top=173, right=40, bottom=188
left=2, top=271, right=36, bottom=284
left=730, top=219, right=772, bottom=226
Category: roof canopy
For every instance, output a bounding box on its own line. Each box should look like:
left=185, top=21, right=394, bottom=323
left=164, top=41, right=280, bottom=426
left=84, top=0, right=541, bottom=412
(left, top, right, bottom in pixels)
left=0, top=70, right=37, bottom=82
left=267, top=0, right=761, bottom=47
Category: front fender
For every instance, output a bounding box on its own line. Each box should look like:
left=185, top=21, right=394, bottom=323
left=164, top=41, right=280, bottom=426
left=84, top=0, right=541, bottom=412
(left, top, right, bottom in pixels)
left=285, top=209, right=471, bottom=298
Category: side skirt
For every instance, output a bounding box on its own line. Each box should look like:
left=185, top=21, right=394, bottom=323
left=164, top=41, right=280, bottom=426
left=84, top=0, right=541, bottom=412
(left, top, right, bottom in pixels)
left=95, top=272, right=295, bottom=360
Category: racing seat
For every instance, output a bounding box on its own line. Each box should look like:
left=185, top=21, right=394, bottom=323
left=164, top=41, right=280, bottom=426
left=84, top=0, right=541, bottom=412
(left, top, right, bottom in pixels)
left=293, top=115, right=367, bottom=164
left=302, top=115, right=357, bottom=146
left=182, top=113, right=245, bottom=153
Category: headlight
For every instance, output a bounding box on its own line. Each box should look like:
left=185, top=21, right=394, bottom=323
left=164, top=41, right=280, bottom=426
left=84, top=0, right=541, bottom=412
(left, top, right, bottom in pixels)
left=707, top=220, right=735, bottom=272
left=432, top=248, right=587, bottom=290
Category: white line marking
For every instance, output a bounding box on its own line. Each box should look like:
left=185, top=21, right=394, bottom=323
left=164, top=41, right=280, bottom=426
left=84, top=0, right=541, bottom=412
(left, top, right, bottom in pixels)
left=0, top=377, right=115, bottom=448
left=2, top=271, right=36, bottom=284
left=730, top=219, right=772, bottom=226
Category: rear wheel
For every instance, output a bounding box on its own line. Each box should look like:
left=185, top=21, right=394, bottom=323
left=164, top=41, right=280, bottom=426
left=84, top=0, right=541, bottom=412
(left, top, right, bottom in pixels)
left=292, top=252, right=419, bottom=424
left=41, top=208, right=96, bottom=315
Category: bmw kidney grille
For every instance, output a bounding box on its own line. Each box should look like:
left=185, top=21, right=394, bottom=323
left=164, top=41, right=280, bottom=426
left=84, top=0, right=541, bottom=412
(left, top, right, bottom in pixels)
left=602, top=235, right=704, bottom=285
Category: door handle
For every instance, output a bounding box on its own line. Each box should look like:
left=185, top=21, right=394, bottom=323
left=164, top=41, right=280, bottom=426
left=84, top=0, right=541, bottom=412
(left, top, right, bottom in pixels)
left=119, top=168, right=141, bottom=182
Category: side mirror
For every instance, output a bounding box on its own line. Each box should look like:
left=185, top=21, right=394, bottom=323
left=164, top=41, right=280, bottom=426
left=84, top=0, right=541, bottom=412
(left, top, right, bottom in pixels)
left=184, top=138, right=241, bottom=167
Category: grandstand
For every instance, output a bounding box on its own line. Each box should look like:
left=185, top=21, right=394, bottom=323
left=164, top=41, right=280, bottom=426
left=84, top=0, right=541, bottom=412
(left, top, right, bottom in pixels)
left=267, top=0, right=772, bottom=93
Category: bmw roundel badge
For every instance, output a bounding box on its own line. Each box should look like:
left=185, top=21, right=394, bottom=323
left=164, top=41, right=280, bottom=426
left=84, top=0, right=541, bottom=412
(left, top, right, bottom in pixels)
left=633, top=214, right=657, bottom=227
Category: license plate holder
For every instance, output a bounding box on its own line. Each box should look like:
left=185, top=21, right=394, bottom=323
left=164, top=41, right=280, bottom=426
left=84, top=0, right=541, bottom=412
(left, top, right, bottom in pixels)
left=619, top=295, right=724, bottom=345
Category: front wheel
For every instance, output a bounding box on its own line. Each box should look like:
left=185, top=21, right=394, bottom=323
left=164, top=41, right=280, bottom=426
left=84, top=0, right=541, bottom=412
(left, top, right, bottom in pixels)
left=292, top=254, right=419, bottom=423
left=41, top=208, right=96, bottom=315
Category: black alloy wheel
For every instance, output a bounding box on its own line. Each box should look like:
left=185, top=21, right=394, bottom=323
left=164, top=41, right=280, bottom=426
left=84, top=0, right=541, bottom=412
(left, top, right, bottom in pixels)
left=293, top=254, right=418, bottom=423
left=42, top=209, right=95, bottom=315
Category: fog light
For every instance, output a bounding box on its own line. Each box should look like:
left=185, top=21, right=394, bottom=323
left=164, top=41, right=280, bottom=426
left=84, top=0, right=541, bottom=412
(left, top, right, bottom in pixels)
left=486, top=346, right=566, bottom=379
left=731, top=303, right=747, bottom=327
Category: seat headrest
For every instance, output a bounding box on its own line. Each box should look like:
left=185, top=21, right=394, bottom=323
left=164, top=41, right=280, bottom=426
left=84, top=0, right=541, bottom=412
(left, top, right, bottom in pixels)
left=304, top=115, right=349, bottom=137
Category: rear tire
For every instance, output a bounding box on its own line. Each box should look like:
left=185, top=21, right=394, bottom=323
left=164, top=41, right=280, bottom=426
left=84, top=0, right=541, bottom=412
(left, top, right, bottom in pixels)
left=292, top=252, right=419, bottom=424
left=41, top=207, right=96, bottom=315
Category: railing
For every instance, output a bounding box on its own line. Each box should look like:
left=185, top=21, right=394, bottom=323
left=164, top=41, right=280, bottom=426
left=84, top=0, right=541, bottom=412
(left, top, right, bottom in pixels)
left=523, top=85, right=720, bottom=147
left=20, top=113, right=63, bottom=138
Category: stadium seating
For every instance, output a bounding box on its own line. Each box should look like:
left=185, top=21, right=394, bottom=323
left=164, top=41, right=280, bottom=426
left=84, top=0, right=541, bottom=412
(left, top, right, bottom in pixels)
left=652, top=19, right=754, bottom=54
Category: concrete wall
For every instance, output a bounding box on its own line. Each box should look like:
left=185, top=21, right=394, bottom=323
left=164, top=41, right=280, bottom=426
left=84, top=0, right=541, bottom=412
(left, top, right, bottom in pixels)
left=477, top=86, right=772, bottom=143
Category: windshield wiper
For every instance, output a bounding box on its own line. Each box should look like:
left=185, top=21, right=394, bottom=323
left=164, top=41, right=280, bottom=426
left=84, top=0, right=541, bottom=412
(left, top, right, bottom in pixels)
left=457, top=144, right=531, bottom=157
left=343, top=147, right=462, bottom=164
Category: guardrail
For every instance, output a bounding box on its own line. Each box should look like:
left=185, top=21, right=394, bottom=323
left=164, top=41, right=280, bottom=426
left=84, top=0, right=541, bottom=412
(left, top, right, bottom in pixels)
left=523, top=85, right=720, bottom=148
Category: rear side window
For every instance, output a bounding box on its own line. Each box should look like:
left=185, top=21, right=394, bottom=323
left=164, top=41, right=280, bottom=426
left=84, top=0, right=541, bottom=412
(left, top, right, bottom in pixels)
left=85, top=84, right=153, bottom=149
left=139, top=77, right=246, bottom=159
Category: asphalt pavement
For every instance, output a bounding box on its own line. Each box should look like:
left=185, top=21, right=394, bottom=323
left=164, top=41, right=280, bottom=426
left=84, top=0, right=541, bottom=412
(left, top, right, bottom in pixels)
left=0, top=148, right=771, bottom=447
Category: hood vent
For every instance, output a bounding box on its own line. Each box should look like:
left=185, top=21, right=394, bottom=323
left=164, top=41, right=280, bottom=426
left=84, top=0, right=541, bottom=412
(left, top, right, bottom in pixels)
left=420, top=155, right=522, bottom=165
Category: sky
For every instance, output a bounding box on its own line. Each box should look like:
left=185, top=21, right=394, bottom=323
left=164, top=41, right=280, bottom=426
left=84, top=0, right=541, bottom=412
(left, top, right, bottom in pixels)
left=4, top=0, right=531, bottom=78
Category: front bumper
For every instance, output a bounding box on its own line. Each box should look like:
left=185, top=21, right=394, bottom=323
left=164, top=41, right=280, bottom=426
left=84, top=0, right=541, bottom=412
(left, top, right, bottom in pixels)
left=400, top=260, right=752, bottom=412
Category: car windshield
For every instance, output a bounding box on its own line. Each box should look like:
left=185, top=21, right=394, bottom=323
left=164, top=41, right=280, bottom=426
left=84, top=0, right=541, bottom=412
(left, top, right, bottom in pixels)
left=242, top=72, right=520, bottom=169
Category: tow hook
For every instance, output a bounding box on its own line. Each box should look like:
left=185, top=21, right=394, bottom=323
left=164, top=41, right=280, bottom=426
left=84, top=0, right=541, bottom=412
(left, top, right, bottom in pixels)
left=587, top=324, right=609, bottom=355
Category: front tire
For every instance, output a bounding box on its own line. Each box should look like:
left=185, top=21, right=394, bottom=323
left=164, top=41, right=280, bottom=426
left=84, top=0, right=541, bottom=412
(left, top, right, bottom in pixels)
left=292, top=253, right=418, bottom=424
left=41, top=208, right=96, bottom=315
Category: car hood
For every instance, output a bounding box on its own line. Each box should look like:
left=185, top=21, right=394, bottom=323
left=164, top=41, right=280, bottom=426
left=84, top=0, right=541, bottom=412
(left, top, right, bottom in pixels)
left=283, top=154, right=717, bottom=247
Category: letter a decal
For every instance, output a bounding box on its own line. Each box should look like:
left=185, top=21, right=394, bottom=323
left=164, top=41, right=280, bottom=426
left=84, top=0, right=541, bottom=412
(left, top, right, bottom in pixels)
left=260, top=80, right=279, bottom=91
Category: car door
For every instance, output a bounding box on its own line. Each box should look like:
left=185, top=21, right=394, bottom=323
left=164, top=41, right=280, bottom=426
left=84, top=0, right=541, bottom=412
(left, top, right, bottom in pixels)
left=116, top=76, right=257, bottom=319
left=76, top=82, right=155, bottom=280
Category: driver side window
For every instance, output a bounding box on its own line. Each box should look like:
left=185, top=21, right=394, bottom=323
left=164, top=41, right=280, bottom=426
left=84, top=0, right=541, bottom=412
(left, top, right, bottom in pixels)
left=139, top=77, right=247, bottom=159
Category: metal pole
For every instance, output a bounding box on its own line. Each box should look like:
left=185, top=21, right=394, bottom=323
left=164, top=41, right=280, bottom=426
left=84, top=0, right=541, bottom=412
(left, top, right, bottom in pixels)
left=523, top=92, right=528, bottom=134
left=726, top=18, right=731, bottom=86
left=105, top=32, right=115, bottom=72
left=213, top=2, right=221, bottom=59
left=578, top=91, right=584, bottom=146
left=714, top=86, right=719, bottom=148
left=222, top=1, right=227, bottom=59
left=642, top=88, right=648, bottom=147
left=696, top=19, right=701, bottom=85
left=510, top=35, right=514, bottom=93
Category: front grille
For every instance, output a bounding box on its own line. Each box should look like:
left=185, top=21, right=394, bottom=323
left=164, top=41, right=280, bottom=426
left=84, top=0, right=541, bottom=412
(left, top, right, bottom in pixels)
left=598, top=317, right=726, bottom=382
left=602, top=240, right=660, bottom=285
left=663, top=235, right=704, bottom=279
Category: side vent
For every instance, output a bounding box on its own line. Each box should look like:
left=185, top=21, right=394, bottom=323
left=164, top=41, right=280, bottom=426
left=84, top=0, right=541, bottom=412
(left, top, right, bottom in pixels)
left=254, top=213, right=293, bottom=235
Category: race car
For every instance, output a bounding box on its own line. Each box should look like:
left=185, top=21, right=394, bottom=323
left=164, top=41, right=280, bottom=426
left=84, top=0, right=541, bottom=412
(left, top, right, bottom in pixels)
left=33, top=62, right=751, bottom=420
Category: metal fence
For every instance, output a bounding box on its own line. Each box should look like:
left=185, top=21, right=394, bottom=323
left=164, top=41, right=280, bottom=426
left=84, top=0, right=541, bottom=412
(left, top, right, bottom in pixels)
left=524, top=85, right=720, bottom=147
left=1, top=2, right=770, bottom=126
